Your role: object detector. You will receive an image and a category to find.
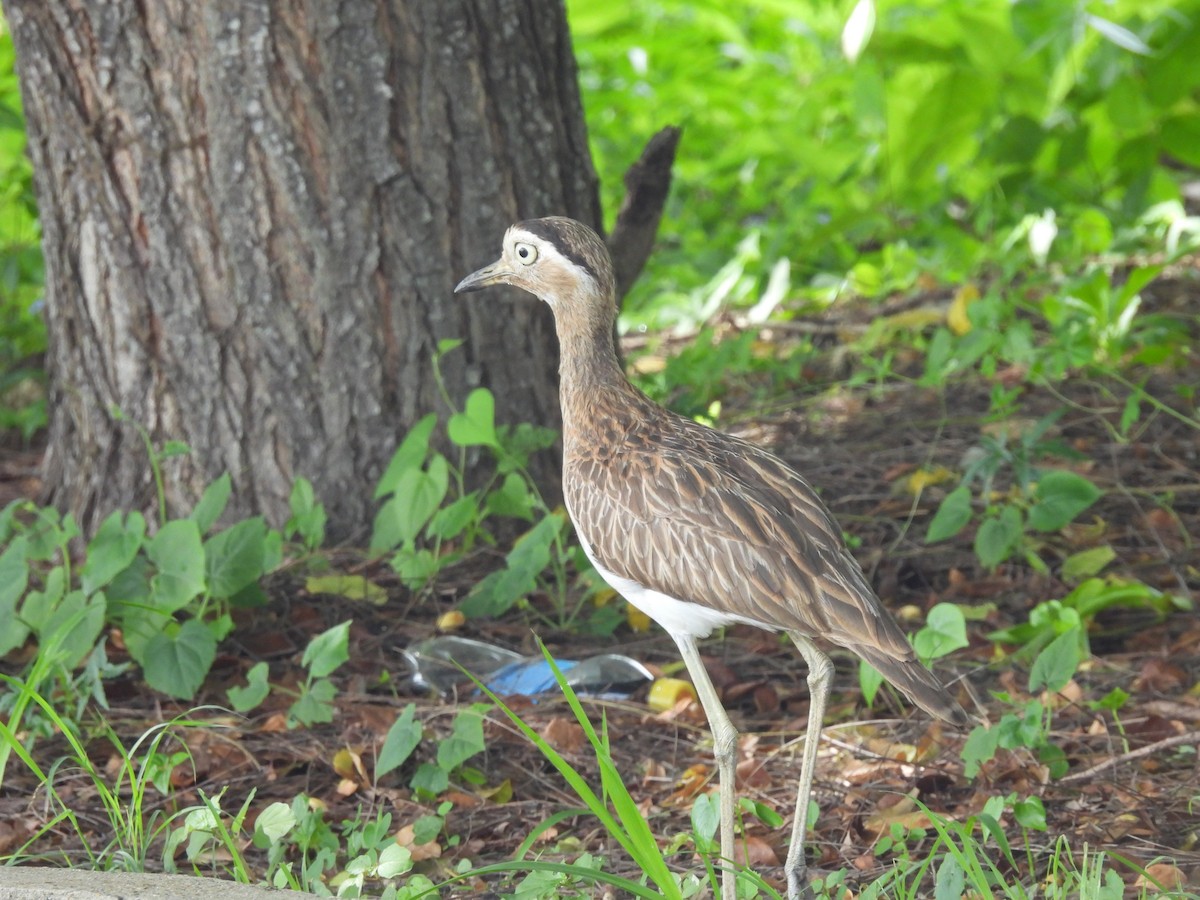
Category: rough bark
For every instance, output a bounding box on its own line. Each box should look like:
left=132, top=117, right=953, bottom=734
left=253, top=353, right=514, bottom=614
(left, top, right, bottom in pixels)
left=8, top=0, right=606, bottom=541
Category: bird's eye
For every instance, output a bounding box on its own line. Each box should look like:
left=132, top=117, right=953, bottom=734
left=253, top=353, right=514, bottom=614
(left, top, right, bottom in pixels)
left=514, top=242, right=538, bottom=265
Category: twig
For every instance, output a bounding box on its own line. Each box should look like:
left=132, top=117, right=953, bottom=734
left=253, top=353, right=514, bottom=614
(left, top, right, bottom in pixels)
left=1058, top=729, right=1200, bottom=783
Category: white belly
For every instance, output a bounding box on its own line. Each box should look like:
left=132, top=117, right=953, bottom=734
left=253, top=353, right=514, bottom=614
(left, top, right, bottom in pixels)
left=573, top=524, right=777, bottom=640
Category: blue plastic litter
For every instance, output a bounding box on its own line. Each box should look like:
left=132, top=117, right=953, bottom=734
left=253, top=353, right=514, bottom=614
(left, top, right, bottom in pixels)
left=402, top=636, right=651, bottom=699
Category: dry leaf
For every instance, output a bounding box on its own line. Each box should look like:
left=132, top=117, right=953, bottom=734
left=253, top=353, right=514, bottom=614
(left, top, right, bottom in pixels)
left=261, top=712, right=290, bottom=733
left=735, top=834, right=780, bottom=867
left=540, top=717, right=585, bottom=754
left=336, top=777, right=358, bottom=797
left=736, top=758, right=771, bottom=789
left=396, top=823, right=443, bottom=862
left=479, top=779, right=513, bottom=803
left=333, top=747, right=366, bottom=780
left=442, top=789, right=480, bottom=808
left=1134, top=657, right=1187, bottom=693
left=1136, top=862, right=1188, bottom=891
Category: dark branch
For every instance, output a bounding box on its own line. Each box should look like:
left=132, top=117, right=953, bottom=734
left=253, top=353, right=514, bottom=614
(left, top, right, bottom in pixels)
left=606, top=125, right=682, bottom=303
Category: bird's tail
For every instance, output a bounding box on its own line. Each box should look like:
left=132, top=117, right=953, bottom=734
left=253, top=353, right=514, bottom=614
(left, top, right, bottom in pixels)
left=856, top=646, right=969, bottom=726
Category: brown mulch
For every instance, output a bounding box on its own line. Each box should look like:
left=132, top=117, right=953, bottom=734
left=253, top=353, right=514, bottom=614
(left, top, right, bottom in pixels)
left=2, top=326, right=1199, bottom=896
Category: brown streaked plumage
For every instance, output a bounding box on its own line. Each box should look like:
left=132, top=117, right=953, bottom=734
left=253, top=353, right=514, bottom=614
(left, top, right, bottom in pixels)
left=456, top=216, right=967, bottom=900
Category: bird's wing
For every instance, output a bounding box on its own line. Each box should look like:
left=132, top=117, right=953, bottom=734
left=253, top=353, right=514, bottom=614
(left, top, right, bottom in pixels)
left=565, top=415, right=909, bottom=656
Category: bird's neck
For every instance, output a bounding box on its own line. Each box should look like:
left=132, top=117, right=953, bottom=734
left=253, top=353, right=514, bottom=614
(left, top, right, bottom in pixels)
left=555, top=309, right=634, bottom=431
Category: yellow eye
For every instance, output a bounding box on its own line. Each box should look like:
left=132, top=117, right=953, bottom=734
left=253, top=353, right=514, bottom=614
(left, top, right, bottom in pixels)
left=514, top=242, right=538, bottom=265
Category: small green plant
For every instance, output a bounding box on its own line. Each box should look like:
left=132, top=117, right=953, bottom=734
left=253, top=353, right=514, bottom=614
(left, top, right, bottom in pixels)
left=371, top=340, right=610, bottom=631
left=376, top=701, right=489, bottom=800
left=961, top=624, right=1083, bottom=780
left=964, top=563, right=1190, bottom=781
left=988, top=573, right=1188, bottom=661
left=227, top=620, right=353, bottom=727
left=924, top=412, right=1102, bottom=571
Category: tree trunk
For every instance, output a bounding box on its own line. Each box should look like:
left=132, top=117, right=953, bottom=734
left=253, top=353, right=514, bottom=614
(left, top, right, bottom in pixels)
left=8, top=0, right=602, bottom=540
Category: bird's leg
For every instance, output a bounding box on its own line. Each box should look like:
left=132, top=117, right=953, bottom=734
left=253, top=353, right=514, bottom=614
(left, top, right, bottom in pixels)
left=673, top=635, right=739, bottom=900
left=785, top=634, right=833, bottom=900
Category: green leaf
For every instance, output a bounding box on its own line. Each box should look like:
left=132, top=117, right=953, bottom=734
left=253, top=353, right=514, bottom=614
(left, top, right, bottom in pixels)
left=286, top=477, right=326, bottom=549
left=1119, top=387, right=1143, bottom=435
left=205, top=517, right=268, bottom=599
left=375, top=414, right=438, bottom=500
left=690, top=791, right=720, bottom=844
left=376, top=843, right=414, bottom=878
left=1028, top=626, right=1083, bottom=692
left=934, top=855, right=965, bottom=900
left=447, top=388, right=499, bottom=448
left=191, top=473, right=232, bottom=534
left=426, top=493, right=482, bottom=540
left=81, top=511, right=146, bottom=595
left=1028, top=470, right=1101, bottom=532
left=974, top=504, right=1023, bottom=569
left=146, top=519, right=206, bottom=612
left=229, top=582, right=269, bottom=608
left=377, top=704, right=423, bottom=779
left=411, top=814, right=442, bottom=846
left=437, top=705, right=487, bottom=771
left=301, top=619, right=351, bottom=678
left=460, top=513, right=564, bottom=617
left=1013, top=795, right=1047, bottom=830
left=41, top=589, right=107, bottom=669
left=370, top=455, right=450, bottom=552
left=858, top=659, right=884, bottom=708
left=25, top=506, right=66, bottom=560
left=912, top=603, right=969, bottom=662
left=227, top=660, right=271, bottom=711
left=960, top=723, right=1001, bottom=778
left=1061, top=545, right=1115, bottom=581
left=389, top=546, right=441, bottom=590
left=142, top=619, right=217, bottom=699
left=160, top=440, right=193, bottom=459
left=0, top=536, right=31, bottom=656
left=254, top=802, right=297, bottom=843
left=289, top=678, right=337, bottom=726
left=485, top=473, right=536, bottom=521
left=925, top=485, right=972, bottom=543
left=21, top=566, right=66, bottom=633
left=410, top=762, right=449, bottom=796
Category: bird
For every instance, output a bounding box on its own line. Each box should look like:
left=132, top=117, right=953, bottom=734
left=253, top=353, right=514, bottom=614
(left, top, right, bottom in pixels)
left=455, top=216, right=967, bottom=900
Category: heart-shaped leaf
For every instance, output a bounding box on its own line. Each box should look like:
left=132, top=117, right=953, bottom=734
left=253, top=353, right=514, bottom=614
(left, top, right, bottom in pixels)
left=448, top=389, right=499, bottom=448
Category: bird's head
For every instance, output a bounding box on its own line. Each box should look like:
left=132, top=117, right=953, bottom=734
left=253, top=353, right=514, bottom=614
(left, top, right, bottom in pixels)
left=455, top=217, right=616, bottom=323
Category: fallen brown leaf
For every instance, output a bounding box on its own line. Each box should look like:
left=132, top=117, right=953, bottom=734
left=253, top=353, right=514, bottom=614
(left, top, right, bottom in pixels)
left=1136, top=862, right=1188, bottom=891
left=540, top=716, right=585, bottom=754
left=1134, top=657, right=1187, bottom=693
left=260, top=712, right=290, bottom=733
left=735, top=834, right=780, bottom=867
left=395, top=823, right=442, bottom=862
left=736, top=757, right=771, bottom=789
